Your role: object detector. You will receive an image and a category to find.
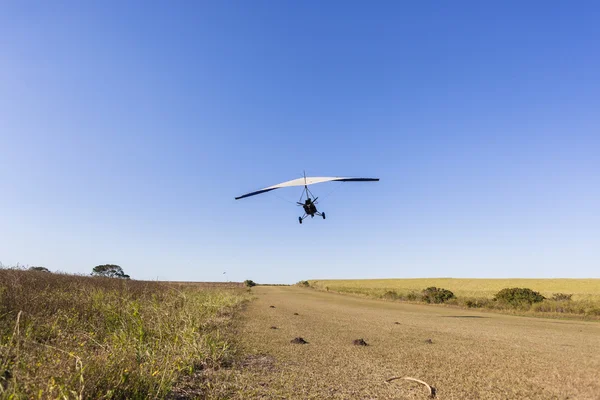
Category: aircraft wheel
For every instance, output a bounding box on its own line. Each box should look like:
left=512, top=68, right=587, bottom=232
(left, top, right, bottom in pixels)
left=298, top=217, right=302, bottom=224
left=322, top=212, right=326, bottom=220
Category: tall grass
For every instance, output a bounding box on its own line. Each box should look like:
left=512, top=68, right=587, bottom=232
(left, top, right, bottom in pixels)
left=0, top=268, right=250, bottom=399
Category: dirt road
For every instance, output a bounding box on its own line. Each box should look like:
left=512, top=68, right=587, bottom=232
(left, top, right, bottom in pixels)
left=230, top=286, right=600, bottom=399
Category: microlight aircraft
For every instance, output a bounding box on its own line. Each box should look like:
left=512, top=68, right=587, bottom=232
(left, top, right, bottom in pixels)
left=235, top=173, right=379, bottom=223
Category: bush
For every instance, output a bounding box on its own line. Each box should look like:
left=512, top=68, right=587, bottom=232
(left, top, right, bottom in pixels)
left=406, top=292, right=421, bottom=301
left=494, top=287, right=545, bottom=307
left=587, top=307, right=600, bottom=316
left=551, top=293, right=573, bottom=301
left=382, top=290, right=399, bottom=300
left=244, top=279, right=257, bottom=287
left=297, top=280, right=310, bottom=287
left=421, top=287, right=455, bottom=304
left=464, top=299, right=478, bottom=308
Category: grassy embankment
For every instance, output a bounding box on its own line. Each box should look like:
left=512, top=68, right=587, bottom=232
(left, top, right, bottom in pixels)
left=0, top=268, right=251, bottom=399
left=308, top=278, right=600, bottom=318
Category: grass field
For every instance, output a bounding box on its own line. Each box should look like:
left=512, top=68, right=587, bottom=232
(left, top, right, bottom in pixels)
left=0, top=269, right=250, bottom=399
left=4, top=273, right=599, bottom=399
left=309, top=278, right=600, bottom=300
left=307, top=278, right=600, bottom=319
left=226, top=286, right=600, bottom=399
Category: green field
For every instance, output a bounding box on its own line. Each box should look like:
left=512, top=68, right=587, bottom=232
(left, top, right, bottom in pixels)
left=309, top=278, right=600, bottom=300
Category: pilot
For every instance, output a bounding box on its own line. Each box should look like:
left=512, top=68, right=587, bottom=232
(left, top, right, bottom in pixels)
left=303, top=198, right=311, bottom=213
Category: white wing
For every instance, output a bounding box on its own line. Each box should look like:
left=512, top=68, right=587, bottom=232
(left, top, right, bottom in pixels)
left=235, top=176, right=379, bottom=200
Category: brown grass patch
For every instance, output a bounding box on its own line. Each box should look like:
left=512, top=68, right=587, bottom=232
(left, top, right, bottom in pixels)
left=0, top=268, right=250, bottom=398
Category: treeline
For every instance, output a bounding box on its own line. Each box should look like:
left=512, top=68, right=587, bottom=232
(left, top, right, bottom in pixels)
left=1, top=262, right=131, bottom=279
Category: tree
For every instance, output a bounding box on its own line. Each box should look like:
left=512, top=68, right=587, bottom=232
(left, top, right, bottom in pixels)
left=244, top=279, right=256, bottom=287
left=29, top=266, right=50, bottom=272
left=92, top=264, right=130, bottom=279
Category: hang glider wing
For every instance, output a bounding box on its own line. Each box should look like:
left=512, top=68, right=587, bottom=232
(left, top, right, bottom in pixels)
left=235, top=177, right=379, bottom=200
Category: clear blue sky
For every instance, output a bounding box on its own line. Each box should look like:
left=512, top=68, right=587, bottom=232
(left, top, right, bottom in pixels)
left=1, top=1, right=599, bottom=283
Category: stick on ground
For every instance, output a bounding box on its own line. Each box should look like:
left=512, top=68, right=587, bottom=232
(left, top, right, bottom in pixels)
left=385, top=376, right=436, bottom=398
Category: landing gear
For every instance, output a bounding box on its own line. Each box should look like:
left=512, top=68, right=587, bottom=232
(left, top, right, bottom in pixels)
left=298, top=216, right=303, bottom=224
left=322, top=212, right=326, bottom=219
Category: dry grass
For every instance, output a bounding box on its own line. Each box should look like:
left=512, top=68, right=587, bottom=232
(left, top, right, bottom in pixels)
left=309, top=278, right=600, bottom=300
left=309, top=278, right=600, bottom=319
left=0, top=268, right=250, bottom=399
left=226, top=286, right=600, bottom=399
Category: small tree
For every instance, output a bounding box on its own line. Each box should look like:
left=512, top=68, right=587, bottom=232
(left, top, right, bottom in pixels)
left=421, top=287, right=455, bottom=304
left=244, top=279, right=256, bottom=287
left=92, top=264, right=130, bottom=279
left=29, top=266, right=50, bottom=272
left=296, top=280, right=310, bottom=288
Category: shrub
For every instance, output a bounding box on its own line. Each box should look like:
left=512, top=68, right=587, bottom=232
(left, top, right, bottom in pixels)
left=382, top=290, right=399, bottom=300
left=296, top=280, right=310, bottom=287
left=244, top=279, right=257, bottom=287
left=494, top=287, right=545, bottom=307
left=406, top=292, right=421, bottom=301
left=586, top=307, right=600, bottom=316
left=465, top=299, right=477, bottom=308
left=421, top=287, right=455, bottom=304
left=551, top=293, right=573, bottom=301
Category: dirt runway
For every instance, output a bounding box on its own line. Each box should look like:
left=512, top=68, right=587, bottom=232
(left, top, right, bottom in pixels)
left=231, top=286, right=600, bottom=399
